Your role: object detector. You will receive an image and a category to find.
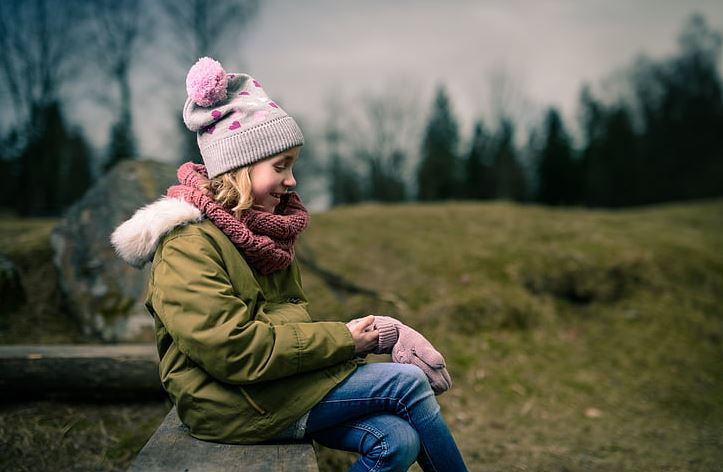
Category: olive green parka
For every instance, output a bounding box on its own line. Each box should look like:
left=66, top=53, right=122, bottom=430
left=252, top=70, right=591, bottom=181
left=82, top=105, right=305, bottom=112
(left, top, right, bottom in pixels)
left=111, top=197, right=360, bottom=444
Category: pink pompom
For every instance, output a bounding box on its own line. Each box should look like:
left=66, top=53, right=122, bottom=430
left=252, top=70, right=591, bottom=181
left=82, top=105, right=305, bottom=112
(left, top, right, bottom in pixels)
left=186, top=57, right=228, bottom=107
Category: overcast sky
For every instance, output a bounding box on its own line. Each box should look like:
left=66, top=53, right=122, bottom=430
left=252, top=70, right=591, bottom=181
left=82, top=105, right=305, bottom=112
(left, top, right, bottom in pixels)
left=73, top=0, right=723, bottom=164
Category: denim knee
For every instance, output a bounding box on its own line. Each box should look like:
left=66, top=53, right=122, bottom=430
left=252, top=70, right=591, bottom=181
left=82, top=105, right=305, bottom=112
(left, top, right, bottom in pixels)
left=388, top=363, right=440, bottom=425
left=358, top=415, right=420, bottom=471
left=384, top=419, right=420, bottom=470
left=394, top=364, right=434, bottom=396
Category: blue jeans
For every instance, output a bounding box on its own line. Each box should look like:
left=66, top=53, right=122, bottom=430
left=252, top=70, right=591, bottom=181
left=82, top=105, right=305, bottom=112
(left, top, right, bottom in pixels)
left=304, top=363, right=468, bottom=472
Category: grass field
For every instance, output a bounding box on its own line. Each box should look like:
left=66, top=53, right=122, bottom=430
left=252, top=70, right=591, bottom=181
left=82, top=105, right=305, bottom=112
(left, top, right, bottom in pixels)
left=1, top=199, right=722, bottom=471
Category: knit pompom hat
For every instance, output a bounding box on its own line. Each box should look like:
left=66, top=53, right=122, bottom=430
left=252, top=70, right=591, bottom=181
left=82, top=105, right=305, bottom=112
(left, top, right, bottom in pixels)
left=183, top=57, right=304, bottom=178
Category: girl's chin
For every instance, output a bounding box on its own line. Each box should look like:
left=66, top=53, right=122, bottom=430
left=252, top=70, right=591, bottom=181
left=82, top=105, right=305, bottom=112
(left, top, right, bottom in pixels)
left=269, top=195, right=282, bottom=208
left=252, top=202, right=276, bottom=213
left=252, top=195, right=281, bottom=213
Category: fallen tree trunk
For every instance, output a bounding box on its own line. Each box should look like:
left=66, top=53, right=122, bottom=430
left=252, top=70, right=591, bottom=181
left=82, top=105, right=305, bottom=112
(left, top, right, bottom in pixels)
left=0, top=344, right=163, bottom=399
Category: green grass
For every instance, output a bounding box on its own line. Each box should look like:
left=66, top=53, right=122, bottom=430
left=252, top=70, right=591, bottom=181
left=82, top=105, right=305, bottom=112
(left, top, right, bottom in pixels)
left=2, top=199, right=722, bottom=470
left=299, top=199, right=723, bottom=471
left=0, top=218, right=58, bottom=277
left=0, top=400, right=170, bottom=472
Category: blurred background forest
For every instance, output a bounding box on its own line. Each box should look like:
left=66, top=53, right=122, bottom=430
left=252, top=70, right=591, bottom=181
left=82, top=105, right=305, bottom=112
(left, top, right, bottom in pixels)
left=1, top=0, right=722, bottom=215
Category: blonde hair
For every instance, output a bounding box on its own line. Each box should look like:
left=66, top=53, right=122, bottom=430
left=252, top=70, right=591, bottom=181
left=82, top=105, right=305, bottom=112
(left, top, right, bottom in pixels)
left=201, top=165, right=255, bottom=219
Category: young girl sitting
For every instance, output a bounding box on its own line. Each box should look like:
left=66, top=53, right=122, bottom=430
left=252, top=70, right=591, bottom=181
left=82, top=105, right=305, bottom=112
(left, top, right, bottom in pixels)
left=112, top=57, right=468, bottom=472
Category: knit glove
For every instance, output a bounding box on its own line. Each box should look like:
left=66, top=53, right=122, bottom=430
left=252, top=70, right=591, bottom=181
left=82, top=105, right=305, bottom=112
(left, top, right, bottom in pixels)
left=372, top=316, right=452, bottom=395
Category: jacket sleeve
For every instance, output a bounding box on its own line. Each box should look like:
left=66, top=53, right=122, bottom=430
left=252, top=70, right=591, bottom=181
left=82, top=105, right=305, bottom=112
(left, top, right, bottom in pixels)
left=150, top=233, right=356, bottom=385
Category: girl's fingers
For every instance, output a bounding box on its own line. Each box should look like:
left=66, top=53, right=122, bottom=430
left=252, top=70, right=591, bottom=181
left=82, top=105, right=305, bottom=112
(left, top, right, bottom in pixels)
left=356, top=315, right=376, bottom=331
left=362, top=329, right=379, bottom=351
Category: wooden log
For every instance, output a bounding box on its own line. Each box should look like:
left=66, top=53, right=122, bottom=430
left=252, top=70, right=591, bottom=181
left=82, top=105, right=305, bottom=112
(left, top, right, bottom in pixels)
left=0, top=344, right=162, bottom=398
left=128, top=407, right=319, bottom=472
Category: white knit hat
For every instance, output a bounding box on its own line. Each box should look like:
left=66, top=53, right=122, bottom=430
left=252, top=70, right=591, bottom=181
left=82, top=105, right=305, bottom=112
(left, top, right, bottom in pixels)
left=183, top=57, right=304, bottom=178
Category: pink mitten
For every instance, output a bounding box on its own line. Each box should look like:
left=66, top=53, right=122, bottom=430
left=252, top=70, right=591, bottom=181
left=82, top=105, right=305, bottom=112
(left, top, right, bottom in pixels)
left=373, top=316, right=452, bottom=395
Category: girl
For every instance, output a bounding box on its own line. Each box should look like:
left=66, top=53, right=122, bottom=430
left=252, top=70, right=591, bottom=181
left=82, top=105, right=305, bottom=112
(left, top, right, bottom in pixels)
left=111, top=57, right=468, bottom=472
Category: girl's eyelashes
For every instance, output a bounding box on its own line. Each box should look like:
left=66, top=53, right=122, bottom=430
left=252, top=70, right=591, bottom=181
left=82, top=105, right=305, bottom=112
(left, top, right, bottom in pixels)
left=274, top=162, right=294, bottom=172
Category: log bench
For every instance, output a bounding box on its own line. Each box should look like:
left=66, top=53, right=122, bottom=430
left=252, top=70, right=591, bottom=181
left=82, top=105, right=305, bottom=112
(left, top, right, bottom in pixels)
left=128, top=407, right=319, bottom=472
left=0, top=344, right=161, bottom=399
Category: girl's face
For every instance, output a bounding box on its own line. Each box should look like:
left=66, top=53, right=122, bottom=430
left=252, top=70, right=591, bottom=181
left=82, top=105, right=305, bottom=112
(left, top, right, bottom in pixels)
left=250, top=146, right=301, bottom=213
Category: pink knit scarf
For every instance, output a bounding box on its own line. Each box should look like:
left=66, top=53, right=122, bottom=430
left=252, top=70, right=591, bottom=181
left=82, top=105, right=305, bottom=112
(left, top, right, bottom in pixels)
left=166, top=162, right=309, bottom=275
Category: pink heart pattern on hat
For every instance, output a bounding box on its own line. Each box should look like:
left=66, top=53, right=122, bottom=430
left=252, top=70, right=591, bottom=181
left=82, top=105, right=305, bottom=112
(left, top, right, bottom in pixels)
left=238, top=91, right=250, bottom=96
left=211, top=110, right=222, bottom=119
left=268, top=102, right=279, bottom=108
left=253, top=80, right=262, bottom=87
left=229, top=121, right=241, bottom=130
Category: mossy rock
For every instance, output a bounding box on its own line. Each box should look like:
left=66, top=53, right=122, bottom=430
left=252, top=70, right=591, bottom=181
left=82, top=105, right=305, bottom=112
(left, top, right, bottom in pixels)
left=51, top=160, right=177, bottom=342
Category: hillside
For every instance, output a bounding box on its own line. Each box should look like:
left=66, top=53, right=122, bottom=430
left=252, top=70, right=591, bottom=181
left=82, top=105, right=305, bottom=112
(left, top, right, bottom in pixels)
left=298, top=199, right=723, bottom=470
left=1, top=199, right=722, bottom=471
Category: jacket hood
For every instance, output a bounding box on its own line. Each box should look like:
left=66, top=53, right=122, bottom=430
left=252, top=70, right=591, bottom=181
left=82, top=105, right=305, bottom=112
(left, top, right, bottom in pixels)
left=111, top=197, right=204, bottom=268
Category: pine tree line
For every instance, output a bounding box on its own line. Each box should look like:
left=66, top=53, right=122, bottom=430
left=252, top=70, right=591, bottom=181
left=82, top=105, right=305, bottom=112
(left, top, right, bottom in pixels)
left=1, top=9, right=720, bottom=216
left=329, top=14, right=723, bottom=208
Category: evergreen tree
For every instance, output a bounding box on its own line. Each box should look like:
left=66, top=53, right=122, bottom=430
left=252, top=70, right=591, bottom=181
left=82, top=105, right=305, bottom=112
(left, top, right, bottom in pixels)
left=60, top=130, right=94, bottom=208
left=463, top=121, right=492, bottom=199
left=417, top=86, right=460, bottom=200
left=490, top=119, right=527, bottom=201
left=632, top=14, right=723, bottom=203
left=579, top=90, right=639, bottom=207
left=329, top=152, right=363, bottom=206
left=368, top=150, right=407, bottom=202
left=16, top=102, right=93, bottom=216
left=0, top=130, right=21, bottom=212
left=536, top=108, right=580, bottom=205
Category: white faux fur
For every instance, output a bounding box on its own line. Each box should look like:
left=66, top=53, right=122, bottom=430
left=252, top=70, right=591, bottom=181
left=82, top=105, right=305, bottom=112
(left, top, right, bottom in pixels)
left=111, top=197, right=204, bottom=268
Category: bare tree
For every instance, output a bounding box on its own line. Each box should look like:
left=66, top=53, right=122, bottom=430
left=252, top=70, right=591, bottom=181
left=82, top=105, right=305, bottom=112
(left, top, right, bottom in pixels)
left=484, top=64, right=541, bottom=137
left=345, top=83, right=422, bottom=201
left=322, top=93, right=364, bottom=206
left=0, top=0, right=95, bottom=215
left=159, top=0, right=260, bottom=66
left=0, top=0, right=88, bottom=142
left=86, top=0, right=148, bottom=170
left=155, top=0, right=260, bottom=163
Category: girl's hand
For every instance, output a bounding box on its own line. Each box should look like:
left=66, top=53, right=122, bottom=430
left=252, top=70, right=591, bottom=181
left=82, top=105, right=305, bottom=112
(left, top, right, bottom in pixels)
left=346, top=315, right=378, bottom=355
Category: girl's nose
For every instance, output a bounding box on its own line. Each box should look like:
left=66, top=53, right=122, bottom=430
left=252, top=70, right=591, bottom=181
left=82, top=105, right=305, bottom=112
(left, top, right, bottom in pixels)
left=283, top=172, right=296, bottom=189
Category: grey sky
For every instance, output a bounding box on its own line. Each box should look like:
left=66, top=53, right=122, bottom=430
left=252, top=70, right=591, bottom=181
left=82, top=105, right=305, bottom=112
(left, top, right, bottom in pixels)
left=71, top=0, right=723, bottom=163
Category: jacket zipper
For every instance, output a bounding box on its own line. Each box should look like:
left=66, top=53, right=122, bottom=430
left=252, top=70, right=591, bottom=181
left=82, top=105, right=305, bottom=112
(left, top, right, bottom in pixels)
left=240, top=387, right=267, bottom=415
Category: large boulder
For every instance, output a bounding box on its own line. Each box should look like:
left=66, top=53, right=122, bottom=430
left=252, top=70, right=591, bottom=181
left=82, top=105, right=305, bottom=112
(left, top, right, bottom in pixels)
left=51, top=160, right=177, bottom=342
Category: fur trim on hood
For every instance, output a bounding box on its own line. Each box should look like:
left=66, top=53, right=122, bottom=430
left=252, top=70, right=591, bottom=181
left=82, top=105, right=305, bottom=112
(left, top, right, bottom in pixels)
left=111, top=197, right=204, bottom=268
